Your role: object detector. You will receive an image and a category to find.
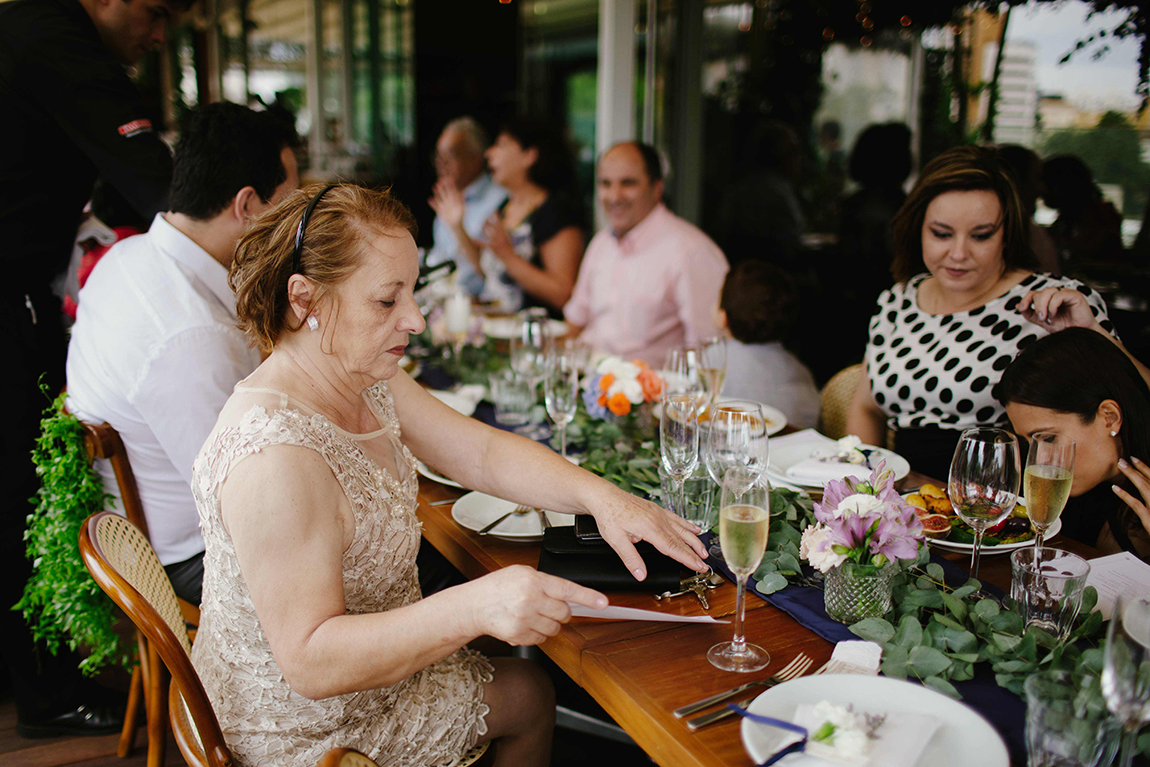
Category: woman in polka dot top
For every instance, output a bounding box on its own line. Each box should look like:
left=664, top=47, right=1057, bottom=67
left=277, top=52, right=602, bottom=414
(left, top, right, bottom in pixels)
left=846, top=145, right=1122, bottom=480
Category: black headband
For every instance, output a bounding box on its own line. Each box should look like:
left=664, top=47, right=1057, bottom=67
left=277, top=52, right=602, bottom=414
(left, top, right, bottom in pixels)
left=292, top=184, right=337, bottom=274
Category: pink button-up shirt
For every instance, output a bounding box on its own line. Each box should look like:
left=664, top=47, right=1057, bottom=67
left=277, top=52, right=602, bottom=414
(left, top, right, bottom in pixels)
left=564, top=203, right=728, bottom=366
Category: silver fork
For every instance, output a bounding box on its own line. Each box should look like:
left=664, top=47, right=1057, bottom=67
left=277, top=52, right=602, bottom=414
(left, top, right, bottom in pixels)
left=676, top=653, right=812, bottom=726
left=477, top=504, right=533, bottom=535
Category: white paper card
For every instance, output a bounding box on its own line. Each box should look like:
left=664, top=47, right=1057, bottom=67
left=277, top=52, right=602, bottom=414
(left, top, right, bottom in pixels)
left=1086, top=552, right=1150, bottom=620
left=567, top=603, right=729, bottom=623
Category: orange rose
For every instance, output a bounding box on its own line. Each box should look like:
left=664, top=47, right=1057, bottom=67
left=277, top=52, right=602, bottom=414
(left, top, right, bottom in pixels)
left=599, top=373, right=615, bottom=391
left=607, top=392, right=632, bottom=416
left=633, top=359, right=650, bottom=370
left=598, top=393, right=608, bottom=407
left=637, top=369, right=663, bottom=401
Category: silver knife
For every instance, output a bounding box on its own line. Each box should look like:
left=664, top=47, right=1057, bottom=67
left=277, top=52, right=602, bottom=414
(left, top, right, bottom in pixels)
left=685, top=694, right=758, bottom=731
left=477, top=509, right=517, bottom=535
left=673, top=679, right=773, bottom=719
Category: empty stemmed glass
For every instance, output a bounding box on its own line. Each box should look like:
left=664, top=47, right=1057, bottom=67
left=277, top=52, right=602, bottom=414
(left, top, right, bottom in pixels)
left=545, top=349, right=579, bottom=458
left=698, top=336, right=727, bottom=413
left=1102, top=595, right=1150, bottom=767
left=509, top=308, right=552, bottom=440
left=708, top=467, right=770, bottom=672
left=664, top=347, right=705, bottom=411
left=948, top=427, right=1020, bottom=583
left=1023, top=432, right=1075, bottom=551
left=660, top=394, right=700, bottom=517
left=705, top=400, right=770, bottom=489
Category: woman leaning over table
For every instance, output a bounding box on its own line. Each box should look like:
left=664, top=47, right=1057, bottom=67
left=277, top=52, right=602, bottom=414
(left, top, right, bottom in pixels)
left=189, top=184, right=706, bottom=767
left=994, top=328, right=1150, bottom=560
left=429, top=117, right=584, bottom=315
left=845, top=145, right=1128, bottom=480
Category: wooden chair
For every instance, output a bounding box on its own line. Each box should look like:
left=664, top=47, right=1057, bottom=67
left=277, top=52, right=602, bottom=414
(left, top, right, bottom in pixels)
left=81, top=512, right=489, bottom=767
left=78, top=419, right=199, bottom=767
left=818, top=363, right=864, bottom=440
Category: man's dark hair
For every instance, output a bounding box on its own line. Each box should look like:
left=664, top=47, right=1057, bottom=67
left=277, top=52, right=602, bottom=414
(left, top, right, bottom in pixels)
left=632, top=142, right=663, bottom=183
left=168, top=103, right=298, bottom=221
left=720, top=260, right=798, bottom=344
left=499, top=117, right=575, bottom=193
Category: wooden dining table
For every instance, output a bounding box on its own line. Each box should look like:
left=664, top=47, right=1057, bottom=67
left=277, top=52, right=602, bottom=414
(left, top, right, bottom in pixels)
left=416, top=466, right=1101, bottom=767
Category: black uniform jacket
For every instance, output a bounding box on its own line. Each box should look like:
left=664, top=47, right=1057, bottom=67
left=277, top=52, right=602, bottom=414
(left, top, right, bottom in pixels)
left=0, top=0, right=172, bottom=291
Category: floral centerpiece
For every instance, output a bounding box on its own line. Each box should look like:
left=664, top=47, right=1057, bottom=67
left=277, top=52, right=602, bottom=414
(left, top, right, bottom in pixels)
left=800, top=463, right=924, bottom=624
left=582, top=356, right=664, bottom=418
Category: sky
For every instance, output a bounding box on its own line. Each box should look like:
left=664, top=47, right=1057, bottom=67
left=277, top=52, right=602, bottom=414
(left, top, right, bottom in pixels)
left=1006, top=0, right=1143, bottom=110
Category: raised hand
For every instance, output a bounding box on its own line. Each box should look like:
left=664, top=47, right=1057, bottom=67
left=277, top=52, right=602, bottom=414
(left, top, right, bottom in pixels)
left=481, top=214, right=515, bottom=261
left=428, top=179, right=465, bottom=232
left=1113, top=457, right=1150, bottom=539
left=467, top=565, right=607, bottom=646
left=1017, top=286, right=1103, bottom=333
left=589, top=489, right=708, bottom=581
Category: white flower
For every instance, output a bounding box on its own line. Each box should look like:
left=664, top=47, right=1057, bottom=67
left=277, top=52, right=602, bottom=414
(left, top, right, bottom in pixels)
left=836, top=435, right=863, bottom=452
left=833, top=493, right=883, bottom=519
left=833, top=729, right=870, bottom=759
left=619, top=378, right=644, bottom=404
left=800, top=524, right=847, bottom=573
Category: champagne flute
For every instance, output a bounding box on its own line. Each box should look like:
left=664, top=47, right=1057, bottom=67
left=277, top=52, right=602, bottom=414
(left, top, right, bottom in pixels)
left=1101, top=595, right=1150, bottom=767
left=698, top=336, right=727, bottom=412
left=948, top=427, right=1020, bottom=583
left=509, top=308, right=552, bottom=440
left=443, top=289, right=471, bottom=358
left=660, top=394, right=700, bottom=517
left=705, top=400, right=770, bottom=488
left=664, top=347, right=705, bottom=414
left=1024, top=432, right=1075, bottom=551
left=708, top=466, right=770, bottom=672
left=545, top=349, right=579, bottom=458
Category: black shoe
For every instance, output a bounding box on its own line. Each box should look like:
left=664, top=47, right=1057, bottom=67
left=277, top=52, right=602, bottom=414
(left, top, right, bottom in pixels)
left=16, top=703, right=124, bottom=738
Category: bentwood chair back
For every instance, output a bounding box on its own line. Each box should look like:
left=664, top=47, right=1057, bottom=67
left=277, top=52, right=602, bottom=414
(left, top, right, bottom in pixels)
left=819, top=363, right=864, bottom=439
left=78, top=419, right=200, bottom=767
left=79, top=512, right=233, bottom=767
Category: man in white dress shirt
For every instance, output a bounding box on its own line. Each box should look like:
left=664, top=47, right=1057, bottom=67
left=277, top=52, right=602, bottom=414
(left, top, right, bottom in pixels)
left=66, top=103, right=299, bottom=604
left=426, top=116, right=507, bottom=295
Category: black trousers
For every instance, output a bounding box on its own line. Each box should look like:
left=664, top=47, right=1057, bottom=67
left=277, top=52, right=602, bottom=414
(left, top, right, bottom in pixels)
left=0, top=289, right=95, bottom=720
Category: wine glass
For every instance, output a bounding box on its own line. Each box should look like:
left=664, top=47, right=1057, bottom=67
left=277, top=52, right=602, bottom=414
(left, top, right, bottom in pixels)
left=1024, top=432, right=1075, bottom=551
left=509, top=308, right=552, bottom=439
left=660, top=394, right=700, bottom=517
left=443, top=289, right=471, bottom=358
left=664, top=347, right=705, bottom=412
left=704, top=400, right=770, bottom=489
left=948, top=427, right=1020, bottom=583
left=1101, top=595, right=1150, bottom=767
left=545, top=349, right=579, bottom=458
left=698, top=336, right=727, bottom=412
left=708, top=466, right=770, bottom=672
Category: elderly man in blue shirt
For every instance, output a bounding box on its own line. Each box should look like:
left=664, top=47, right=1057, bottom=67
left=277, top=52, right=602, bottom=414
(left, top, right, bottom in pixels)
left=427, top=116, right=507, bottom=295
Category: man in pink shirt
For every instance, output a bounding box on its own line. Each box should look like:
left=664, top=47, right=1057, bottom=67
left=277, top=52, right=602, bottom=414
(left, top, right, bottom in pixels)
left=563, top=141, right=728, bottom=366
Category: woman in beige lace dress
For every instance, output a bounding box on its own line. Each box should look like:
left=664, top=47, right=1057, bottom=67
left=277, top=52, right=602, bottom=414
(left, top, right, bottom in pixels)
left=189, top=184, right=707, bottom=767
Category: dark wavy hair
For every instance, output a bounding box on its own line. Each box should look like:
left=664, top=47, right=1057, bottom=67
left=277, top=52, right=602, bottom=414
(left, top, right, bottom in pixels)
left=890, top=145, right=1035, bottom=284
left=498, top=117, right=575, bottom=193
left=720, top=260, right=798, bottom=344
left=994, top=328, right=1150, bottom=547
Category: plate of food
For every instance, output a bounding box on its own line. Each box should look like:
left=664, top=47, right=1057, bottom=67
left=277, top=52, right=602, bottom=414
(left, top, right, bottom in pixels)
left=450, top=491, right=572, bottom=542
left=414, top=459, right=464, bottom=490
left=482, top=316, right=568, bottom=340
left=740, top=674, right=1007, bottom=767
left=904, top=484, right=1059, bottom=554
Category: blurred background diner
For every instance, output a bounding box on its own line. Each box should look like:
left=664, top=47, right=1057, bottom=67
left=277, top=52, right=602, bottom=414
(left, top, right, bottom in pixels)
left=8, top=0, right=1150, bottom=765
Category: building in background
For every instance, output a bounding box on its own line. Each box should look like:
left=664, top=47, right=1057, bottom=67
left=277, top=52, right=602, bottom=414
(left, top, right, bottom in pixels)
left=993, top=41, right=1038, bottom=147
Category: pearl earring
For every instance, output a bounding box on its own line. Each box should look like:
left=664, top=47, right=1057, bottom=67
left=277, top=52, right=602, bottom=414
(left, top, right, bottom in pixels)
left=306, top=315, right=319, bottom=332
left=1111, top=430, right=1118, bottom=437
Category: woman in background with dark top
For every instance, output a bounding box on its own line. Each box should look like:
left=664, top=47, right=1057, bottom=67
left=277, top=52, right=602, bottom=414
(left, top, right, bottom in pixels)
left=1043, top=154, right=1124, bottom=268
left=995, top=328, right=1150, bottom=559
left=432, top=117, right=583, bottom=315
left=845, top=145, right=1117, bottom=480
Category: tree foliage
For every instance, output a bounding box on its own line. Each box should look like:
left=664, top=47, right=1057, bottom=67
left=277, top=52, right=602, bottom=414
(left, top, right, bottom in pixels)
left=1043, top=110, right=1150, bottom=217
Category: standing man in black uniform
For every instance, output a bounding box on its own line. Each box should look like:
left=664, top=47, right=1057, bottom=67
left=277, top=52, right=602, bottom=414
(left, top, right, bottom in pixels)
left=0, top=0, right=184, bottom=737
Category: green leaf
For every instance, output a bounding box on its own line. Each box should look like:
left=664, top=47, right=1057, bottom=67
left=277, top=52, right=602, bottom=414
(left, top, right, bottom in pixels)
left=923, top=675, right=961, bottom=698
left=973, top=599, right=1000, bottom=621
left=881, top=645, right=909, bottom=679
left=933, top=613, right=965, bottom=632
left=754, top=572, right=790, bottom=594
left=776, top=552, right=802, bottom=575
left=908, top=645, right=953, bottom=678
left=849, top=617, right=896, bottom=644
left=992, top=633, right=1023, bottom=652
left=925, top=563, right=946, bottom=582
left=951, top=584, right=979, bottom=601
left=1080, top=586, right=1098, bottom=615
left=904, top=588, right=945, bottom=610
left=941, top=593, right=968, bottom=622
left=893, top=614, right=923, bottom=648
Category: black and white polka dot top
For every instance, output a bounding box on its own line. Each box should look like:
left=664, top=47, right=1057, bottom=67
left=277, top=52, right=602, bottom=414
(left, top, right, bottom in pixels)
left=865, top=272, right=1115, bottom=432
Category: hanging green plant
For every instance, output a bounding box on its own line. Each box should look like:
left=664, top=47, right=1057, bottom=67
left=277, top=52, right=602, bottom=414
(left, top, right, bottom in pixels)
left=15, top=385, right=133, bottom=675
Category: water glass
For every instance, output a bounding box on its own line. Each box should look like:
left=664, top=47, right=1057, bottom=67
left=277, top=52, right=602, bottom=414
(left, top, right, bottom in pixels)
left=545, top=350, right=579, bottom=457
left=1009, top=547, right=1091, bottom=641
left=509, top=308, right=552, bottom=439
left=489, top=371, right=532, bottom=426
left=705, top=400, right=770, bottom=489
left=664, top=346, right=704, bottom=409
left=660, top=394, right=700, bottom=518
left=1102, top=595, right=1150, bottom=767
left=1025, top=669, right=1118, bottom=767
left=948, top=427, right=1020, bottom=583
left=658, top=462, right=716, bottom=529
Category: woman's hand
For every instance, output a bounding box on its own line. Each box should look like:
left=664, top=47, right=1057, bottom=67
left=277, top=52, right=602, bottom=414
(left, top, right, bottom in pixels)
left=481, top=214, right=516, bottom=261
left=1112, top=457, right=1150, bottom=538
left=589, top=489, right=709, bottom=580
left=1017, top=286, right=1103, bottom=333
left=466, top=565, right=607, bottom=646
left=428, top=180, right=465, bottom=232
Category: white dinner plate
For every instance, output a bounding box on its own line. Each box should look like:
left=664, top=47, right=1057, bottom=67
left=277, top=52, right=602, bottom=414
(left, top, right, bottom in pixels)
left=740, top=674, right=1007, bottom=767
left=483, top=316, right=568, bottom=340
left=768, top=436, right=910, bottom=488
left=428, top=389, right=478, bottom=417
left=451, top=491, right=573, bottom=542
left=414, top=459, right=464, bottom=490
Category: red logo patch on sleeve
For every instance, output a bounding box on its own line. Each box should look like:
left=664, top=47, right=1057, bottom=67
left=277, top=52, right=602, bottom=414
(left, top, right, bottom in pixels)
left=117, top=119, right=153, bottom=138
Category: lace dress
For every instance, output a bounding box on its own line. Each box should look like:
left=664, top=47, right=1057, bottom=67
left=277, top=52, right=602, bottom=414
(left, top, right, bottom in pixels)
left=189, top=382, right=492, bottom=767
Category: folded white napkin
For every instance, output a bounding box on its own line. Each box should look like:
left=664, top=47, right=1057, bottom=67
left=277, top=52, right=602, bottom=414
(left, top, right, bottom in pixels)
left=828, top=641, right=882, bottom=675
left=768, top=705, right=940, bottom=767
left=784, top=457, right=873, bottom=486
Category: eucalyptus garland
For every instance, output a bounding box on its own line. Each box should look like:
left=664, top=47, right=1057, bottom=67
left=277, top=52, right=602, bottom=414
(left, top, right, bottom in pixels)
left=16, top=388, right=133, bottom=675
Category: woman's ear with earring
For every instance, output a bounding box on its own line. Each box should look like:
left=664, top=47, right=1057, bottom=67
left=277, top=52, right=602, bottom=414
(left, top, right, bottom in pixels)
left=1112, top=430, right=1119, bottom=437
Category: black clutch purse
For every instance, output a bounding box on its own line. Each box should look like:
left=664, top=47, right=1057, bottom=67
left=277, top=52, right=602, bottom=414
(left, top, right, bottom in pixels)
left=536, top=526, right=682, bottom=592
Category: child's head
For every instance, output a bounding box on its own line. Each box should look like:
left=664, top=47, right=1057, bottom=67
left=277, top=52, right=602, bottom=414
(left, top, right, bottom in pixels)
left=719, top=260, right=798, bottom=344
